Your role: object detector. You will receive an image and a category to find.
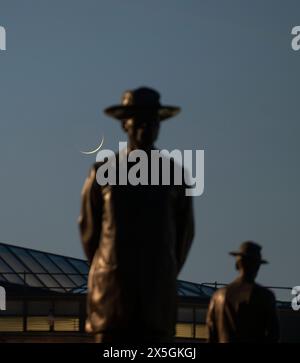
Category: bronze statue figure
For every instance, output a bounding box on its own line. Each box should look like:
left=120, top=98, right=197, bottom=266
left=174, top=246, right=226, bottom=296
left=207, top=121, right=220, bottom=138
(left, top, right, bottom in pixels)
left=206, top=241, right=280, bottom=342
left=78, top=87, right=195, bottom=342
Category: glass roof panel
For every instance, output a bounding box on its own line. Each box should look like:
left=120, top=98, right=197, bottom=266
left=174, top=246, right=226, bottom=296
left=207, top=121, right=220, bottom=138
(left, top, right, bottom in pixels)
left=9, top=246, right=47, bottom=273
left=176, top=280, right=215, bottom=298
left=52, top=287, right=67, bottom=293
left=47, top=255, right=84, bottom=287
left=70, top=284, right=87, bottom=294
left=177, top=290, right=185, bottom=296
left=36, top=273, right=61, bottom=289
left=3, top=273, right=24, bottom=285
left=22, top=273, right=44, bottom=287
left=48, top=255, right=78, bottom=274
left=52, top=274, right=76, bottom=289
left=29, top=251, right=62, bottom=273
left=0, top=273, right=7, bottom=282
left=68, top=259, right=89, bottom=275
left=0, top=245, right=29, bottom=274
left=0, top=257, right=14, bottom=273
left=177, top=282, right=198, bottom=296
left=179, top=281, right=200, bottom=293
left=68, top=274, right=86, bottom=286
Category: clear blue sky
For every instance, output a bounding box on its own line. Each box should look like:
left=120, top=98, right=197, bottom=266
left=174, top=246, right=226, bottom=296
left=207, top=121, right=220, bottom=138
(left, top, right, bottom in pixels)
left=0, top=0, right=299, bottom=300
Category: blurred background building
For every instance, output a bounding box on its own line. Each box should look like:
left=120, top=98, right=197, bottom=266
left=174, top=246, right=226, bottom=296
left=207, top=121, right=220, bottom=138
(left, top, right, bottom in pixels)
left=0, top=242, right=298, bottom=343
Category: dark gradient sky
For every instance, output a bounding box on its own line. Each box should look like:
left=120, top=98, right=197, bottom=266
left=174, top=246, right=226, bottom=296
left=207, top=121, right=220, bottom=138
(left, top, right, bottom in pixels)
left=0, top=0, right=299, bottom=300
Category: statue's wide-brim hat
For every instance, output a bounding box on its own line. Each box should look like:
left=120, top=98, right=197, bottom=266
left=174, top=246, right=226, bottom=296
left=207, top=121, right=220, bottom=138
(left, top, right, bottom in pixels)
left=229, top=241, right=268, bottom=264
left=104, top=87, right=181, bottom=121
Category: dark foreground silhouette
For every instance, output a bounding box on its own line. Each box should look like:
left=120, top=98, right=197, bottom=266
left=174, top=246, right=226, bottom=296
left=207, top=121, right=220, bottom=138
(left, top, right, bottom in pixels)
left=78, top=87, right=195, bottom=343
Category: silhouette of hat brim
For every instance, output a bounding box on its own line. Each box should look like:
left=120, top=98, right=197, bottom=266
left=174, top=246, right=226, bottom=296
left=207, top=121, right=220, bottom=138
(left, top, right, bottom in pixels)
left=104, top=105, right=181, bottom=121
left=229, top=251, right=268, bottom=264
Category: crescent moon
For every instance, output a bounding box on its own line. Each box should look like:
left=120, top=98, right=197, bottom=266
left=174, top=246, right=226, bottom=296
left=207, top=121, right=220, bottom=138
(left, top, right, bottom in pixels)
left=80, top=136, right=105, bottom=155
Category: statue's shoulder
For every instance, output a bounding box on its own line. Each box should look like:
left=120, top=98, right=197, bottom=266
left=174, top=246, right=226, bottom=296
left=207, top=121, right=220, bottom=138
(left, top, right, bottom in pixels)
left=254, top=283, right=276, bottom=302
left=212, top=287, right=227, bottom=303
